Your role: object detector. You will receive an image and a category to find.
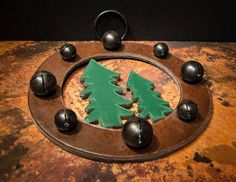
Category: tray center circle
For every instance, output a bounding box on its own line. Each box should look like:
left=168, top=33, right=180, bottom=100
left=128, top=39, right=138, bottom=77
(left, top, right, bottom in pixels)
left=63, top=58, right=180, bottom=129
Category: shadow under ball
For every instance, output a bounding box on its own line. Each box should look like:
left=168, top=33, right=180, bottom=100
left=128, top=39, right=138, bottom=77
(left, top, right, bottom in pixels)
left=181, top=61, right=204, bottom=83
left=153, top=42, right=169, bottom=58
left=177, top=100, right=198, bottom=121
left=122, top=117, right=153, bottom=148
left=101, top=31, right=121, bottom=50
left=60, top=44, right=77, bottom=61
left=54, top=109, right=78, bottom=132
left=30, top=71, right=57, bottom=96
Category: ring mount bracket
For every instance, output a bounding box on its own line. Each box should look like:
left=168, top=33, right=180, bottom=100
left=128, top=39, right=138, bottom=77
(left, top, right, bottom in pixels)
left=93, top=10, right=128, bottom=40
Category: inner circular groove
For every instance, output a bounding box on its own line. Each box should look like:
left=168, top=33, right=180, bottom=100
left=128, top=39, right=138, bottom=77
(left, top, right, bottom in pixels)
left=63, top=59, right=180, bottom=129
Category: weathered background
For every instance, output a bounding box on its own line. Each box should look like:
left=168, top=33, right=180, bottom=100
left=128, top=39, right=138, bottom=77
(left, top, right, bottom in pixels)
left=0, top=41, right=236, bottom=181
left=1, top=0, right=236, bottom=41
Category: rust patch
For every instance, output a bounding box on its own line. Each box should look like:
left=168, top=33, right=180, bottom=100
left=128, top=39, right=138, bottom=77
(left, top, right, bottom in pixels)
left=193, top=152, right=212, bottom=164
left=218, top=44, right=236, bottom=58
left=203, top=144, right=236, bottom=166
left=0, top=135, right=16, bottom=151
left=203, top=70, right=213, bottom=88
left=217, top=97, right=223, bottom=101
left=0, top=41, right=63, bottom=80
left=221, top=101, right=233, bottom=107
left=0, top=108, right=32, bottom=133
left=163, top=163, right=175, bottom=173
left=195, top=175, right=206, bottom=182
left=204, top=52, right=219, bottom=62
left=0, top=41, right=63, bottom=59
left=187, top=165, right=194, bottom=177
left=204, top=79, right=213, bottom=88
left=0, top=107, right=32, bottom=181
left=206, top=164, right=236, bottom=182
left=0, top=142, right=28, bottom=181
left=151, top=165, right=160, bottom=173
left=225, top=60, right=236, bottom=72
left=68, top=163, right=116, bottom=182
left=217, top=76, right=236, bottom=83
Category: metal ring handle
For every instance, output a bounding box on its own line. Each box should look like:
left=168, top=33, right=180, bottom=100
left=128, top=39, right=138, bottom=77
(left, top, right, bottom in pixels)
left=93, top=10, right=128, bottom=40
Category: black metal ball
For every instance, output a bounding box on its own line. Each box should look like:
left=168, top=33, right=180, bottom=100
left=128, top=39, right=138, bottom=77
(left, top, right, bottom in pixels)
left=54, top=109, right=78, bottom=132
left=60, top=44, right=77, bottom=61
left=177, top=100, right=198, bottom=121
left=181, top=61, right=204, bottom=83
left=101, top=31, right=121, bottom=50
left=153, top=42, right=169, bottom=58
left=122, top=117, right=153, bottom=148
left=30, top=71, right=57, bottom=96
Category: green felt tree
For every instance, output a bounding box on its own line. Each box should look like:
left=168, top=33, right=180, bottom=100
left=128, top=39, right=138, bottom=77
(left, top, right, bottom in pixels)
left=127, top=71, right=172, bottom=122
left=80, top=59, right=133, bottom=128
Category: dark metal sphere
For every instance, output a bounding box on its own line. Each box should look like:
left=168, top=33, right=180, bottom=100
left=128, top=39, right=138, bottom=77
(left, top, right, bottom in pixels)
left=30, top=71, right=57, bottom=96
left=60, top=44, right=77, bottom=61
left=122, top=117, right=153, bottom=148
left=101, top=31, right=121, bottom=50
left=181, top=61, right=204, bottom=83
left=153, top=42, right=169, bottom=58
left=54, top=109, right=78, bottom=132
left=177, top=100, right=198, bottom=121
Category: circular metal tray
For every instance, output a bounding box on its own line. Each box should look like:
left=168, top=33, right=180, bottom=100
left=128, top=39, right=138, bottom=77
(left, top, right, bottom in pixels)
left=28, top=42, right=212, bottom=162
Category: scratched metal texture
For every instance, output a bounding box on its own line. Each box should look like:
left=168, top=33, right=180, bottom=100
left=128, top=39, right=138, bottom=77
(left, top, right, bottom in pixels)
left=0, top=41, right=236, bottom=181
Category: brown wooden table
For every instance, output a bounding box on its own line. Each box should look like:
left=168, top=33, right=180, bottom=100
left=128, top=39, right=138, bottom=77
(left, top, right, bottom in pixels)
left=0, top=41, right=236, bottom=182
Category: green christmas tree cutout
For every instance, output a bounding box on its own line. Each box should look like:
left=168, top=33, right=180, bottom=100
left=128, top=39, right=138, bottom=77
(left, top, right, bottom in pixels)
left=127, top=71, right=173, bottom=122
left=80, top=59, right=133, bottom=128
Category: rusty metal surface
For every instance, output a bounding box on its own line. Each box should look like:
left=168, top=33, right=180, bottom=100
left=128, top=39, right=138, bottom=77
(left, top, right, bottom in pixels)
left=0, top=41, right=236, bottom=181
left=28, top=42, right=211, bottom=162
